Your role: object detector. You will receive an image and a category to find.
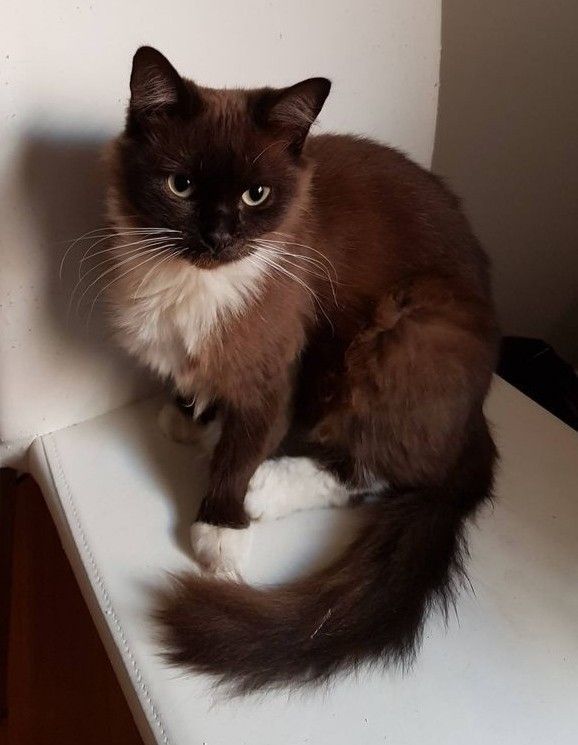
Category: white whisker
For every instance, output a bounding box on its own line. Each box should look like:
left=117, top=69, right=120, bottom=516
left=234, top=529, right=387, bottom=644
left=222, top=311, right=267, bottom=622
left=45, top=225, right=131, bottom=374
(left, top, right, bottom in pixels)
left=74, top=242, right=176, bottom=315
left=255, top=241, right=339, bottom=306
left=86, top=246, right=181, bottom=324
left=255, top=240, right=331, bottom=273
left=257, top=245, right=328, bottom=283
left=79, top=235, right=175, bottom=276
left=267, top=234, right=339, bottom=281
left=131, top=247, right=187, bottom=300
left=250, top=245, right=334, bottom=332
left=78, top=232, right=181, bottom=276
left=68, top=241, right=176, bottom=314
left=253, top=241, right=340, bottom=305
left=59, top=226, right=181, bottom=279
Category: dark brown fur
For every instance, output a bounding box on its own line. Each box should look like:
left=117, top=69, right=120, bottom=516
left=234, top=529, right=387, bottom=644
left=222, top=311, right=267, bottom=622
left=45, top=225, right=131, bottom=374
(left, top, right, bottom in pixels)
left=109, top=47, right=499, bottom=690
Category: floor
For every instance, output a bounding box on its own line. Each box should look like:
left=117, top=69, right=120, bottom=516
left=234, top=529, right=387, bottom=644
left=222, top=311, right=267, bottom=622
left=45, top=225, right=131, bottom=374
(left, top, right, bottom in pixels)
left=0, top=475, right=144, bottom=745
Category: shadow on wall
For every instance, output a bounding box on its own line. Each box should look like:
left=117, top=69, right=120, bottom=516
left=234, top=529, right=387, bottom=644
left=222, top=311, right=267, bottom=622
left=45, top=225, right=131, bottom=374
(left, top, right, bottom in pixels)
left=9, top=133, right=157, bottom=431
left=433, top=0, right=578, bottom=364
left=22, top=135, right=118, bottom=353
left=28, top=132, right=159, bottom=386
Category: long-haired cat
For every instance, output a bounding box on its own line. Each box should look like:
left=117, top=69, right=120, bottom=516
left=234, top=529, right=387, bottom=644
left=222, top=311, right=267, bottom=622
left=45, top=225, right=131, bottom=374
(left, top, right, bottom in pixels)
left=106, top=46, right=498, bottom=690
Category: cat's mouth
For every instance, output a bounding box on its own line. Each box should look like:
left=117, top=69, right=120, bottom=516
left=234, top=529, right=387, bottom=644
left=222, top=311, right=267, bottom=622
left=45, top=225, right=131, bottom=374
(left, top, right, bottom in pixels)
left=182, top=241, right=255, bottom=269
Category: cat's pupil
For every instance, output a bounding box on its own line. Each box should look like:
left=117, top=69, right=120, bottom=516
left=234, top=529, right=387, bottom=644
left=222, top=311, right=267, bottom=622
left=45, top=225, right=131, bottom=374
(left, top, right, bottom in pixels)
left=174, top=175, right=191, bottom=193
left=249, top=186, right=264, bottom=201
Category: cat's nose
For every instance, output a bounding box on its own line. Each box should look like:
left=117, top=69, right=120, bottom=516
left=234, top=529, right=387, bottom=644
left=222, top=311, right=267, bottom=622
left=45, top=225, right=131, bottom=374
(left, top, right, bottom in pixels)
left=200, top=227, right=232, bottom=253
left=199, top=208, right=235, bottom=253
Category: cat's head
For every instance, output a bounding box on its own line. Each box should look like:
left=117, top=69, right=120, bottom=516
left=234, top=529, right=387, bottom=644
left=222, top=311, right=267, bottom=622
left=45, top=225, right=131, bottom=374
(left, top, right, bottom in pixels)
left=110, top=46, right=330, bottom=268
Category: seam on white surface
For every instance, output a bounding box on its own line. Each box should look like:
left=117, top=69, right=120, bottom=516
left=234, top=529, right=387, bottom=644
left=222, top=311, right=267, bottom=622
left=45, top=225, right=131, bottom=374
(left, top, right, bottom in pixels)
left=42, top=434, right=172, bottom=745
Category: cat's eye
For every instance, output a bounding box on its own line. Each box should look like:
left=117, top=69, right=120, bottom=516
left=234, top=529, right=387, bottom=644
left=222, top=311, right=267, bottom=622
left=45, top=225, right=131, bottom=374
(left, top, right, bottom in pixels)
left=241, top=185, right=271, bottom=207
left=167, top=174, right=194, bottom=198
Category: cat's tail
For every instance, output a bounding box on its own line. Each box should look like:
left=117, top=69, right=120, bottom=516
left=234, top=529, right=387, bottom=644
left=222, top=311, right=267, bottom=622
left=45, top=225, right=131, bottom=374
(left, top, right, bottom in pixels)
left=157, top=423, right=496, bottom=692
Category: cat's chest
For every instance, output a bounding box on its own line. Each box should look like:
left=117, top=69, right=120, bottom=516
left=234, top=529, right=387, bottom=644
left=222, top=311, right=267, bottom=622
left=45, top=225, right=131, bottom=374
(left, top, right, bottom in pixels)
left=113, top=257, right=265, bottom=385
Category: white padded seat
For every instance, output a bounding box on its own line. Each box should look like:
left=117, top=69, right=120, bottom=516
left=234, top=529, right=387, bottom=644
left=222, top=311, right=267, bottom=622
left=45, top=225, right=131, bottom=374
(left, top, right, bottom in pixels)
left=28, top=378, right=578, bottom=745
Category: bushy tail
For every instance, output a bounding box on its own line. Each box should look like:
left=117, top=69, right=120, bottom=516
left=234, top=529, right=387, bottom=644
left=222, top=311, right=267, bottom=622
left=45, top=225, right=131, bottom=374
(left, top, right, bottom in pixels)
left=157, top=425, right=496, bottom=691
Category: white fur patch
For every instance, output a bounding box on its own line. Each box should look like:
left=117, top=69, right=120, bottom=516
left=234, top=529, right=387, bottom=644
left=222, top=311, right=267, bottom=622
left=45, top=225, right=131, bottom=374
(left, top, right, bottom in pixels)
left=158, top=403, right=221, bottom=450
left=190, top=522, right=253, bottom=579
left=245, top=457, right=352, bottom=522
left=110, top=254, right=265, bottom=380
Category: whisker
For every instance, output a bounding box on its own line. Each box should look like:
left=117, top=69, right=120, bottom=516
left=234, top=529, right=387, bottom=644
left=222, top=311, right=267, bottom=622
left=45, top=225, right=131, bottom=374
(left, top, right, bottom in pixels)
left=265, top=242, right=338, bottom=284
left=72, top=226, right=181, bottom=241
left=255, top=242, right=339, bottom=306
left=68, top=241, right=176, bottom=315
left=78, top=239, right=175, bottom=268
left=257, top=239, right=337, bottom=275
left=79, top=235, right=176, bottom=276
left=250, top=246, right=334, bottom=332
left=252, top=248, right=318, bottom=297
left=267, top=235, right=339, bottom=281
left=257, top=246, right=328, bottom=283
left=255, top=240, right=332, bottom=274
left=74, top=242, right=176, bottom=316
left=244, top=254, right=277, bottom=290
left=59, top=227, right=181, bottom=279
left=131, top=247, right=187, bottom=300
left=77, top=232, right=181, bottom=277
left=75, top=243, right=171, bottom=298
left=86, top=246, right=181, bottom=325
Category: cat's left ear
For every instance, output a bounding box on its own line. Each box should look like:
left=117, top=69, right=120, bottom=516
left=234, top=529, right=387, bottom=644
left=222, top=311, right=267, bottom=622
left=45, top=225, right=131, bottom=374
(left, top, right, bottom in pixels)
left=129, top=46, right=194, bottom=116
left=256, top=78, right=331, bottom=153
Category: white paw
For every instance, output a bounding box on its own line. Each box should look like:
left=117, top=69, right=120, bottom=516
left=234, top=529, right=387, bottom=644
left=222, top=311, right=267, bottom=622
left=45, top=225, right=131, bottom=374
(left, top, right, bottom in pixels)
left=190, top=522, right=253, bottom=580
left=245, top=460, right=288, bottom=521
left=245, top=457, right=351, bottom=522
left=158, top=403, right=221, bottom=451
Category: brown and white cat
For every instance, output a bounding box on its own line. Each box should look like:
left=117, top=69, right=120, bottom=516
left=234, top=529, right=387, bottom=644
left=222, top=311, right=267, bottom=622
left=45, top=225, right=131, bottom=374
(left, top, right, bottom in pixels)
left=106, top=46, right=498, bottom=690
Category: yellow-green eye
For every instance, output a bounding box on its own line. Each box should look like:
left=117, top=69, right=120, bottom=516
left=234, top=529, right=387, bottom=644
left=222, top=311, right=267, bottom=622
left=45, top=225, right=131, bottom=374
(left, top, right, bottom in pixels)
left=241, top=185, right=271, bottom=207
left=167, top=174, right=193, bottom=198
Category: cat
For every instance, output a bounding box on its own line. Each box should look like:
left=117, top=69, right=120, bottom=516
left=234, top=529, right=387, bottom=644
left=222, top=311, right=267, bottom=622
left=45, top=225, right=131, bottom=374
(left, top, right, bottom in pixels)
left=106, top=46, right=498, bottom=690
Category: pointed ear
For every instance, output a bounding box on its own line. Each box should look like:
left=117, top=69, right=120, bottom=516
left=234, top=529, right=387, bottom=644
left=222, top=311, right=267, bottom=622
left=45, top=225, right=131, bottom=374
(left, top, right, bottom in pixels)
left=257, top=77, right=331, bottom=153
left=129, top=46, right=189, bottom=115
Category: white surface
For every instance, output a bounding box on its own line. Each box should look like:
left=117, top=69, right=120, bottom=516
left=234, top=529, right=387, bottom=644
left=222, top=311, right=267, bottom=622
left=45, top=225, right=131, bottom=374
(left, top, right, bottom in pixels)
left=0, top=0, right=441, bottom=447
left=29, top=377, right=578, bottom=745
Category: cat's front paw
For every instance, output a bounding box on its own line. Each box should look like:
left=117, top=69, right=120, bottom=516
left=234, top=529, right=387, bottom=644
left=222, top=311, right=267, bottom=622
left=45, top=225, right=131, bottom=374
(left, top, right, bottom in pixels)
left=158, top=403, right=220, bottom=451
left=190, top=522, right=253, bottom=580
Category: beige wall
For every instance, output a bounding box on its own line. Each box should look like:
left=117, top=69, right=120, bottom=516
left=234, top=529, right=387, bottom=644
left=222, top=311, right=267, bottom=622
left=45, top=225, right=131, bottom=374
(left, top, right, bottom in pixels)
left=434, top=0, right=578, bottom=363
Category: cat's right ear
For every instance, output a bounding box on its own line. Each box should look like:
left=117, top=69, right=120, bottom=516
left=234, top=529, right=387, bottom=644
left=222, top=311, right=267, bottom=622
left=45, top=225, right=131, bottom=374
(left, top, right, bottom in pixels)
left=254, top=78, right=331, bottom=155
left=129, top=46, right=198, bottom=117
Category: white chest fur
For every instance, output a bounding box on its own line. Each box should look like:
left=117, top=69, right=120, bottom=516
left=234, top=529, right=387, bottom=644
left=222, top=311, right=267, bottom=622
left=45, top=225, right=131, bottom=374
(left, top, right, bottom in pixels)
left=110, top=255, right=265, bottom=381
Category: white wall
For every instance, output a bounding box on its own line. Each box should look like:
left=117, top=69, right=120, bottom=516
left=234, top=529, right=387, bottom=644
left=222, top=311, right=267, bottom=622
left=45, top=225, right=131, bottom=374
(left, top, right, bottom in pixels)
left=434, top=0, right=578, bottom=363
left=0, top=0, right=441, bottom=449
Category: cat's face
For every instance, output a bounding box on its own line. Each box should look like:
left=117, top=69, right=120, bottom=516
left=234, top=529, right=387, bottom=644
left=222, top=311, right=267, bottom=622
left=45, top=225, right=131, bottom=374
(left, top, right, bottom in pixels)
left=113, top=47, right=330, bottom=268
